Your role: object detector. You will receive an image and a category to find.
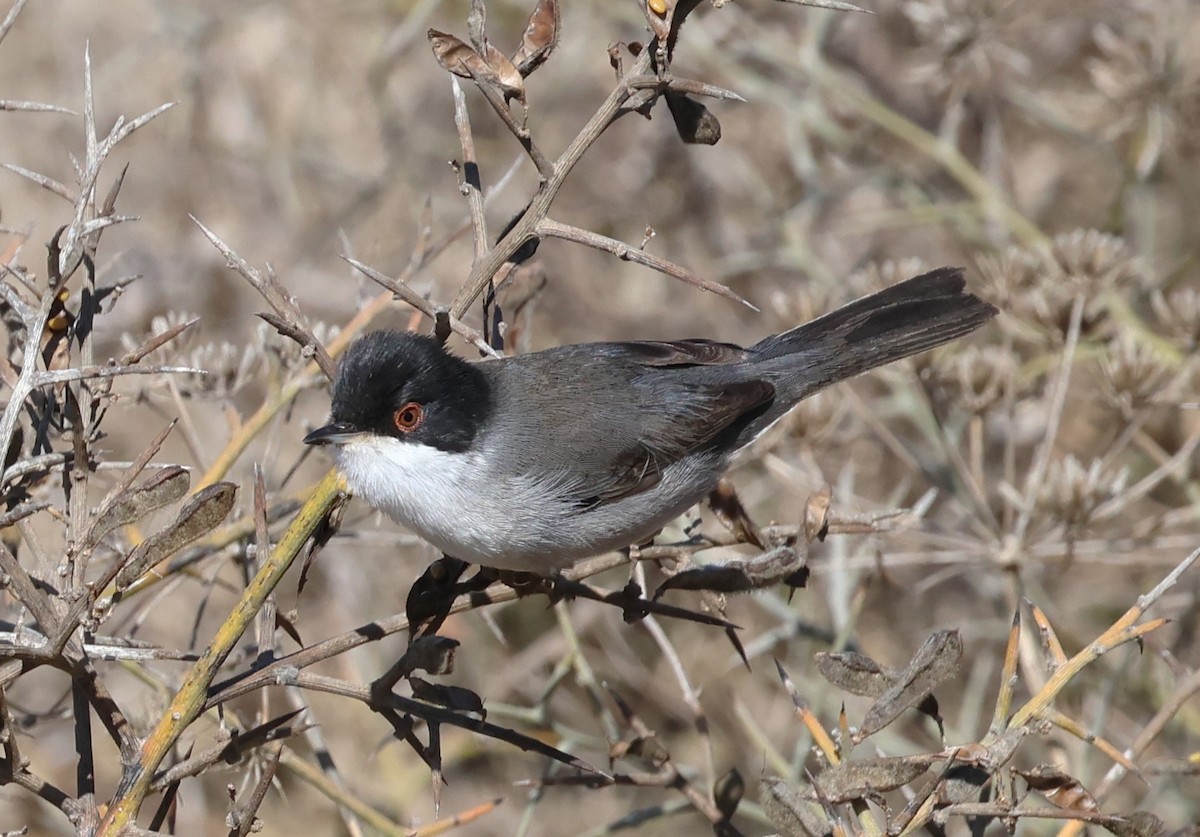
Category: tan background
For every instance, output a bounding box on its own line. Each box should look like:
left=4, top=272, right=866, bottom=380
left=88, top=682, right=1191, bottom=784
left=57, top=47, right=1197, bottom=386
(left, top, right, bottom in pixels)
left=2, top=0, right=1198, bottom=833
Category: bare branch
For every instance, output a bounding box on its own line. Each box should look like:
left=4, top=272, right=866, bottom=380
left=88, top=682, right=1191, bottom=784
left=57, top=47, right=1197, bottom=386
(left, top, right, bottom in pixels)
left=192, top=216, right=336, bottom=379
left=537, top=218, right=758, bottom=310
left=343, top=257, right=500, bottom=357
left=0, top=99, right=75, bottom=114
left=0, top=0, right=29, bottom=47
left=2, top=163, right=72, bottom=200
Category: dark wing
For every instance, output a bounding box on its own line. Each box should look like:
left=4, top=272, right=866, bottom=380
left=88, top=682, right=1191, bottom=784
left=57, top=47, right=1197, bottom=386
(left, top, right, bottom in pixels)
left=578, top=377, right=774, bottom=508
left=611, top=339, right=752, bottom=367
left=567, top=340, right=771, bottom=508
left=491, top=339, right=775, bottom=509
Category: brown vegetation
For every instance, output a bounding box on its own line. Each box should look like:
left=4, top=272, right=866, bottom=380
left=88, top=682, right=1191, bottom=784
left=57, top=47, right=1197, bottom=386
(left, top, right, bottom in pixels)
left=1, top=0, right=1198, bottom=834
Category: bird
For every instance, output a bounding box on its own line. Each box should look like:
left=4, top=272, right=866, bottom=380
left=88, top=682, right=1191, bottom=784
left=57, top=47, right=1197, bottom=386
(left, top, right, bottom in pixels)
left=304, top=267, right=996, bottom=575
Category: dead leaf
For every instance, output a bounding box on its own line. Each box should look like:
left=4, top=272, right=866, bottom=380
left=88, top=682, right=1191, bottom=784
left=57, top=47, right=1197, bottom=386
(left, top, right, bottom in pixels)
left=713, top=766, right=744, bottom=821
left=1100, top=812, right=1166, bottom=837
left=814, top=650, right=889, bottom=697
left=410, top=677, right=485, bottom=716
left=1016, top=765, right=1099, bottom=812
left=654, top=546, right=806, bottom=597
left=934, top=728, right=1028, bottom=804
left=428, top=30, right=492, bottom=82
left=665, top=90, right=721, bottom=145
left=512, top=0, right=559, bottom=76
left=88, top=466, right=190, bottom=547
left=395, top=636, right=460, bottom=679
left=298, top=489, right=345, bottom=595
left=856, top=630, right=961, bottom=740
left=817, top=754, right=937, bottom=802
left=759, top=778, right=831, bottom=837
left=707, top=479, right=765, bottom=548
left=481, top=42, right=525, bottom=101
left=804, top=485, right=832, bottom=543
left=115, top=483, right=238, bottom=589
left=428, top=28, right=524, bottom=102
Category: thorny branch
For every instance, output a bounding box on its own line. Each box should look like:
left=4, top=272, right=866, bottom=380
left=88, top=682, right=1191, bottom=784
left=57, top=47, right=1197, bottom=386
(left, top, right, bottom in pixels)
left=3, top=0, right=1199, bottom=835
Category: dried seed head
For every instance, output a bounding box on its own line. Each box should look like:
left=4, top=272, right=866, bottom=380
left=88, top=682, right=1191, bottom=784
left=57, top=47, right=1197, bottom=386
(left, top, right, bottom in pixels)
left=1150, top=287, right=1200, bottom=351
left=1037, top=455, right=1128, bottom=530
left=1098, top=336, right=1175, bottom=417
left=768, top=260, right=935, bottom=334
left=976, top=247, right=1040, bottom=311
left=850, top=258, right=931, bottom=296
left=980, top=232, right=1139, bottom=342
left=903, top=0, right=1032, bottom=100
left=784, top=392, right=845, bottom=447
left=750, top=391, right=846, bottom=454
left=1048, top=229, right=1140, bottom=291
left=1086, top=8, right=1197, bottom=173
left=1039, top=231, right=1138, bottom=339
left=260, top=319, right=340, bottom=370
left=180, top=342, right=260, bottom=399
left=926, top=345, right=1019, bottom=414
left=766, top=284, right=844, bottom=333
left=120, top=310, right=200, bottom=358
left=1088, top=14, right=1167, bottom=110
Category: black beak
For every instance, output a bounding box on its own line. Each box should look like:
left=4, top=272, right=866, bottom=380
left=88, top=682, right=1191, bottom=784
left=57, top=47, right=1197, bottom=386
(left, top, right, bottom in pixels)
left=303, top=422, right=359, bottom=446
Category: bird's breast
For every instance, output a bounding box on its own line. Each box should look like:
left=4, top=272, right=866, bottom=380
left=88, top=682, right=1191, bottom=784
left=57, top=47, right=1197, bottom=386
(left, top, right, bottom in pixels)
left=331, top=436, right=577, bottom=569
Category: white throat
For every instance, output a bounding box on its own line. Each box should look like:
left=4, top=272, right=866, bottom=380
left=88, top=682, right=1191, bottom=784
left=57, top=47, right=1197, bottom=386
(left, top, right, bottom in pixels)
left=331, top=435, right=568, bottom=567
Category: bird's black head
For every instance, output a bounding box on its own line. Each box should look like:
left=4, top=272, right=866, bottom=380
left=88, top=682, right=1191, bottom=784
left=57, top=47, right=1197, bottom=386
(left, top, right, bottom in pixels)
left=304, top=330, right=492, bottom=453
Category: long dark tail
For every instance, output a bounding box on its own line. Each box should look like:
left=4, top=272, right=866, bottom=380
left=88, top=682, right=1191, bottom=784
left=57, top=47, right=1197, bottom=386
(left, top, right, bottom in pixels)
left=750, top=267, right=997, bottom=405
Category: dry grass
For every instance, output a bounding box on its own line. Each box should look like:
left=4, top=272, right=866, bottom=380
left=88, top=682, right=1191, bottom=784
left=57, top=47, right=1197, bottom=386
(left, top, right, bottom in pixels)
left=1, top=0, right=1198, bottom=834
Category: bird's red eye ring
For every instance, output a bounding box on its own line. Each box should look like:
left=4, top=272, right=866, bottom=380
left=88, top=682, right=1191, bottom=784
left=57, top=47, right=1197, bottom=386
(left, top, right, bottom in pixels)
left=393, top=402, right=424, bottom=433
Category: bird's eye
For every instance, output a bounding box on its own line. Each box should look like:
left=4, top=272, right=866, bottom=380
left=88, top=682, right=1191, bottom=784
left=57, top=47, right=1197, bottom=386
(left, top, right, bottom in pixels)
left=393, top=402, right=424, bottom=433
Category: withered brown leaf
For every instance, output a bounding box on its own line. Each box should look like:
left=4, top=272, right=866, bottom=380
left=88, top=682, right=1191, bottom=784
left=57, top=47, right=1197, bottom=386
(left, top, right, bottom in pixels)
left=665, top=90, right=721, bottom=145
left=707, top=479, right=765, bottom=548
left=88, top=465, right=191, bottom=548
left=428, top=29, right=525, bottom=102
left=115, top=482, right=238, bottom=589
left=653, top=545, right=805, bottom=596
left=1101, top=812, right=1166, bottom=837
left=481, top=42, right=526, bottom=102
left=513, top=0, right=559, bottom=77
left=409, top=677, right=485, bottom=716
left=759, top=777, right=831, bottom=837
left=713, top=766, right=744, bottom=821
left=1016, top=765, right=1100, bottom=812
left=814, top=650, right=889, bottom=697
left=428, top=29, right=492, bottom=82
left=817, top=754, right=937, bottom=803
left=856, top=630, right=961, bottom=740
left=804, top=485, right=832, bottom=543
left=395, top=635, right=460, bottom=680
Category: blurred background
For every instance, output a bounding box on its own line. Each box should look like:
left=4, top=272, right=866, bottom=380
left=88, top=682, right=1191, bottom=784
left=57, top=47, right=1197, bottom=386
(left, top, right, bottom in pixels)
left=2, top=0, right=1198, bottom=833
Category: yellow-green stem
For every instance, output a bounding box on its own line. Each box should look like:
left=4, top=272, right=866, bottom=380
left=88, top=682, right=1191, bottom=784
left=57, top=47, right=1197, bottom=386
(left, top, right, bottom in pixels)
left=98, top=468, right=345, bottom=835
